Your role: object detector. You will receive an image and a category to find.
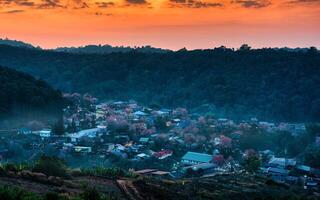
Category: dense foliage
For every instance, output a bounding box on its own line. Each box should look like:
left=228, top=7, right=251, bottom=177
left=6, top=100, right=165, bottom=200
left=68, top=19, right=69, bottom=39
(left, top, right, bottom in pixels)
left=0, top=66, right=66, bottom=123
left=32, top=156, right=68, bottom=177
left=55, top=44, right=170, bottom=54
left=0, top=38, right=35, bottom=49
left=0, top=185, right=117, bottom=200
left=0, top=186, right=41, bottom=200
left=0, top=45, right=319, bottom=121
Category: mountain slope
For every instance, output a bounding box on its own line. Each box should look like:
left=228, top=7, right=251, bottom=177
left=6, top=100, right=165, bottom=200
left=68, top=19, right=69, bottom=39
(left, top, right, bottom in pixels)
left=0, top=38, right=35, bottom=49
left=55, top=44, right=171, bottom=54
left=0, top=65, right=66, bottom=126
left=0, top=170, right=317, bottom=200
left=0, top=45, right=319, bottom=122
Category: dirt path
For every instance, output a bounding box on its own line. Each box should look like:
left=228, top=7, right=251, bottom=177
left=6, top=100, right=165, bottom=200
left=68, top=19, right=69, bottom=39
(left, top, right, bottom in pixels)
left=117, top=179, right=143, bottom=200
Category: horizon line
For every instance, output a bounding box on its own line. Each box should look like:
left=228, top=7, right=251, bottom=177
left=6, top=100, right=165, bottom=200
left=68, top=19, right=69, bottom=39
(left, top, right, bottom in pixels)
left=1, top=37, right=319, bottom=51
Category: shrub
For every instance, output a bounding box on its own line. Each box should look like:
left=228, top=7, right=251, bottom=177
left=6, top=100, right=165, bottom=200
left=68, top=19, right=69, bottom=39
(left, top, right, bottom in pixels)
left=45, top=193, right=60, bottom=200
left=3, top=163, right=18, bottom=172
left=0, top=185, right=41, bottom=200
left=32, top=155, right=67, bottom=177
left=81, top=187, right=101, bottom=200
left=80, top=167, right=126, bottom=178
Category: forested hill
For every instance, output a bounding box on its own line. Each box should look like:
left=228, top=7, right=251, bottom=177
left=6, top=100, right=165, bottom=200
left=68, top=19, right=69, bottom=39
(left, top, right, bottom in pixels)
left=0, top=44, right=319, bottom=122
left=0, top=38, right=35, bottom=49
left=0, top=66, right=66, bottom=124
left=54, top=44, right=171, bottom=54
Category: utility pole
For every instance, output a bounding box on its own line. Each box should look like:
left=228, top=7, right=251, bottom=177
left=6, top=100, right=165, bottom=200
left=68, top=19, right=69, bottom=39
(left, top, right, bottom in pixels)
left=284, top=147, right=288, bottom=169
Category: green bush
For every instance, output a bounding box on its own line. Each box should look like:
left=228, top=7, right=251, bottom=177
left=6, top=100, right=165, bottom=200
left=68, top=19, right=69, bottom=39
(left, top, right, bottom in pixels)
left=0, top=185, right=41, bottom=200
left=32, top=155, right=67, bottom=177
left=3, top=163, right=18, bottom=172
left=80, top=167, right=125, bottom=178
left=81, top=188, right=101, bottom=200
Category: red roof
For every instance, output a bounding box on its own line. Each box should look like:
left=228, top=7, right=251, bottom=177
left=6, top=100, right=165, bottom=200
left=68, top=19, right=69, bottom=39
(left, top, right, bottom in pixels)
left=153, top=150, right=173, bottom=158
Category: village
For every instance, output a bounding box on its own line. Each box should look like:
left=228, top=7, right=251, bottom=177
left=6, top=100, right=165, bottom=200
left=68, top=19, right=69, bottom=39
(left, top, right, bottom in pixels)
left=0, top=93, right=319, bottom=191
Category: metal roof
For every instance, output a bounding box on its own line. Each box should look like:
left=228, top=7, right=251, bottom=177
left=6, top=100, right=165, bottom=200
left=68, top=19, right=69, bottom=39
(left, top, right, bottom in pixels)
left=183, top=163, right=216, bottom=171
left=269, top=157, right=296, bottom=166
left=182, top=152, right=212, bottom=163
left=139, top=137, right=149, bottom=142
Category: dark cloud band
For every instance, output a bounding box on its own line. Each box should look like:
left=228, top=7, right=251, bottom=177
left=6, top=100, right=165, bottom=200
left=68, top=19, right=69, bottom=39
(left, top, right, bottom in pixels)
left=231, top=0, right=271, bottom=8
left=169, top=0, right=223, bottom=8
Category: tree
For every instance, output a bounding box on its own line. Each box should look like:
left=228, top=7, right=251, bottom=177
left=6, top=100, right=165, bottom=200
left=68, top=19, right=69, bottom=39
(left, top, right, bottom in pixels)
left=67, top=119, right=77, bottom=133
left=239, top=44, right=251, bottom=51
left=81, top=187, right=101, bottom=200
left=154, top=116, right=167, bottom=131
left=52, top=115, right=65, bottom=135
left=1, top=46, right=320, bottom=122
left=306, top=123, right=320, bottom=142
left=0, top=66, right=66, bottom=127
left=303, top=146, right=320, bottom=168
left=32, top=156, right=67, bottom=177
left=106, top=115, right=129, bottom=133
left=243, top=149, right=261, bottom=173
left=220, top=135, right=232, bottom=148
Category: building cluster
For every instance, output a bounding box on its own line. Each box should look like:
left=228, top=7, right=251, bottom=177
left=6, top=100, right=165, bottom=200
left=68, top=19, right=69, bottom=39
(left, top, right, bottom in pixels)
left=0, top=96, right=318, bottom=190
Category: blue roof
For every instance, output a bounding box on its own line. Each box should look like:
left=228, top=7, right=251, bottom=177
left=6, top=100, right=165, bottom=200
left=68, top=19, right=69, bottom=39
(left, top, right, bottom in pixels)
left=182, top=152, right=212, bottom=163
left=139, top=137, right=149, bottom=142
left=297, top=165, right=311, bottom=172
left=19, top=128, right=31, bottom=132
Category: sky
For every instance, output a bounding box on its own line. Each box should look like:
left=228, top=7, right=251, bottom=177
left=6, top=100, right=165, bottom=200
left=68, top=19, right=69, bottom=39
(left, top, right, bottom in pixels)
left=0, top=0, right=319, bottom=50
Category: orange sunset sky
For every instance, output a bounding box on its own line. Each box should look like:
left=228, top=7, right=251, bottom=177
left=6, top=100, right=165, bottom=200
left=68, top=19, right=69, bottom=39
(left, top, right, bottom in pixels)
left=0, top=0, right=319, bottom=49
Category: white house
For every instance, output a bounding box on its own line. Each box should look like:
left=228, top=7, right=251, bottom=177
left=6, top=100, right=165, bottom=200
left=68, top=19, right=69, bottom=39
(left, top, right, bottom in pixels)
left=73, top=146, right=92, bottom=154
left=68, top=128, right=101, bottom=143
left=39, top=129, right=52, bottom=138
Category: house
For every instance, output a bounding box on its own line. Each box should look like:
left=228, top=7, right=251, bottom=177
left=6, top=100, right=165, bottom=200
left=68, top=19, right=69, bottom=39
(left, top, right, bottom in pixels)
left=183, top=163, right=217, bottom=175
left=134, top=111, right=147, bottom=117
left=134, top=169, right=170, bottom=178
left=296, top=165, right=311, bottom=174
left=266, top=167, right=289, bottom=183
left=176, top=120, right=191, bottom=129
left=111, top=144, right=128, bottom=158
left=279, top=123, right=306, bottom=136
left=218, top=118, right=229, bottom=124
left=181, top=152, right=212, bottom=165
left=134, top=169, right=157, bottom=175
left=68, top=128, right=100, bottom=143
left=127, top=145, right=139, bottom=153
left=150, top=171, right=170, bottom=178
left=173, top=119, right=181, bottom=123
left=135, top=153, right=150, bottom=160
left=115, top=135, right=130, bottom=143
left=73, top=146, right=92, bottom=154
left=154, top=109, right=171, bottom=116
left=292, top=123, right=306, bottom=136
left=113, top=144, right=125, bottom=153
left=139, top=137, right=150, bottom=144
left=97, top=125, right=107, bottom=131
left=62, top=143, right=74, bottom=151
left=104, top=143, right=115, bottom=152
left=39, top=129, right=52, bottom=138
left=306, top=180, right=318, bottom=189
left=214, top=137, right=221, bottom=146
left=316, top=137, right=320, bottom=146
left=260, top=150, right=275, bottom=160
left=268, top=157, right=296, bottom=168
left=267, top=167, right=289, bottom=175
left=18, top=128, right=32, bottom=135
left=153, top=150, right=173, bottom=160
